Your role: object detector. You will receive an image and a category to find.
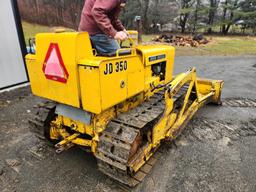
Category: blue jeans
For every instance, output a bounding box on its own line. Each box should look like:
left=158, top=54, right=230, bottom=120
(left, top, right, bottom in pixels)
left=90, top=34, right=120, bottom=55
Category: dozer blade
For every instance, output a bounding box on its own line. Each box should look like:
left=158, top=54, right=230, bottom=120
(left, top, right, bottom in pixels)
left=164, top=67, right=224, bottom=140
left=95, top=67, right=223, bottom=187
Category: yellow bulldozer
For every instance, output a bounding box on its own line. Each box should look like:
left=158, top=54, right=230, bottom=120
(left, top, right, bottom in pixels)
left=26, top=31, right=223, bottom=187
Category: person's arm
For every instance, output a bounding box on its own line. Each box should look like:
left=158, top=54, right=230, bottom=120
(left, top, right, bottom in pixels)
left=92, top=0, right=120, bottom=38
left=112, top=7, right=125, bottom=32
left=113, top=19, right=125, bottom=31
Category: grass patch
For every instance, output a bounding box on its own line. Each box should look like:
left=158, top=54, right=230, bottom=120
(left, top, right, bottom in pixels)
left=22, top=21, right=51, bottom=45
left=22, top=21, right=73, bottom=45
left=143, top=35, right=256, bottom=56
left=201, top=36, right=256, bottom=56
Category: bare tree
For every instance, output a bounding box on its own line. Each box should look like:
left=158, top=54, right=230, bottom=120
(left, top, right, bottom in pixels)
left=142, top=0, right=150, bottom=33
left=193, top=0, right=201, bottom=33
left=67, top=0, right=84, bottom=29
left=221, top=0, right=239, bottom=35
left=179, top=0, right=195, bottom=33
left=207, top=0, right=220, bottom=33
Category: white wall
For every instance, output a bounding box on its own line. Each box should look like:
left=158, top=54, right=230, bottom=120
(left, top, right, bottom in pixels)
left=0, top=0, right=27, bottom=89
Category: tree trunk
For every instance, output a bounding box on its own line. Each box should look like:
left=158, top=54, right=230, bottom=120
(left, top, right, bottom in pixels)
left=207, top=0, right=219, bottom=34
left=34, top=0, right=39, bottom=14
left=221, top=0, right=228, bottom=35
left=143, top=0, right=150, bottom=33
left=180, top=15, right=188, bottom=33
left=193, top=0, right=200, bottom=33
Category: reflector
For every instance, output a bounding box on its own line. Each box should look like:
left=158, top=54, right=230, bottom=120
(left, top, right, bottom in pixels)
left=42, top=43, right=69, bottom=83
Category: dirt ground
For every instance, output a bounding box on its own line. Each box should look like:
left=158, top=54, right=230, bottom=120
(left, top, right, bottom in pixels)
left=1, top=56, right=256, bottom=192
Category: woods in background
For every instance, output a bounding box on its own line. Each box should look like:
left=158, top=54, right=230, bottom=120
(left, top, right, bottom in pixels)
left=18, top=0, right=256, bottom=35
left=18, top=0, right=84, bottom=29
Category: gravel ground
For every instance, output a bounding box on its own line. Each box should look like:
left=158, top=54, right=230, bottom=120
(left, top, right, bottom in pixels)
left=0, top=56, right=256, bottom=192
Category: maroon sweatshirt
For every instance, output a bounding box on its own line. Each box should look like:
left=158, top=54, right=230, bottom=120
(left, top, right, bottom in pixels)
left=78, top=0, right=125, bottom=38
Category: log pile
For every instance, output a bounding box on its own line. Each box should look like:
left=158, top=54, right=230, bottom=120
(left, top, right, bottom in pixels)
left=151, top=34, right=209, bottom=47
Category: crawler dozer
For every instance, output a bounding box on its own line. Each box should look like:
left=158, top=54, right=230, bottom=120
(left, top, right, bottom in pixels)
left=26, top=31, right=223, bottom=187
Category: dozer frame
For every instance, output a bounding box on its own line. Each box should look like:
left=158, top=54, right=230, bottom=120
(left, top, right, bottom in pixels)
left=27, top=31, right=223, bottom=187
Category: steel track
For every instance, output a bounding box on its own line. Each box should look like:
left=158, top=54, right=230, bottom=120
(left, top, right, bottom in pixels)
left=95, top=87, right=188, bottom=187
left=29, top=101, right=56, bottom=140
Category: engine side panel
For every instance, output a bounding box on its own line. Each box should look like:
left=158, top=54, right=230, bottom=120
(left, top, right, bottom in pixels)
left=79, top=55, right=144, bottom=114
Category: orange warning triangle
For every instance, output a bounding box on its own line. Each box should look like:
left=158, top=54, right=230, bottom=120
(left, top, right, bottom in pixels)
left=42, top=43, right=69, bottom=83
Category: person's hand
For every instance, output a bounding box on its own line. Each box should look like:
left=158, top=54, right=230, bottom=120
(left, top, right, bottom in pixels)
left=123, top=29, right=129, bottom=36
left=114, top=31, right=128, bottom=41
